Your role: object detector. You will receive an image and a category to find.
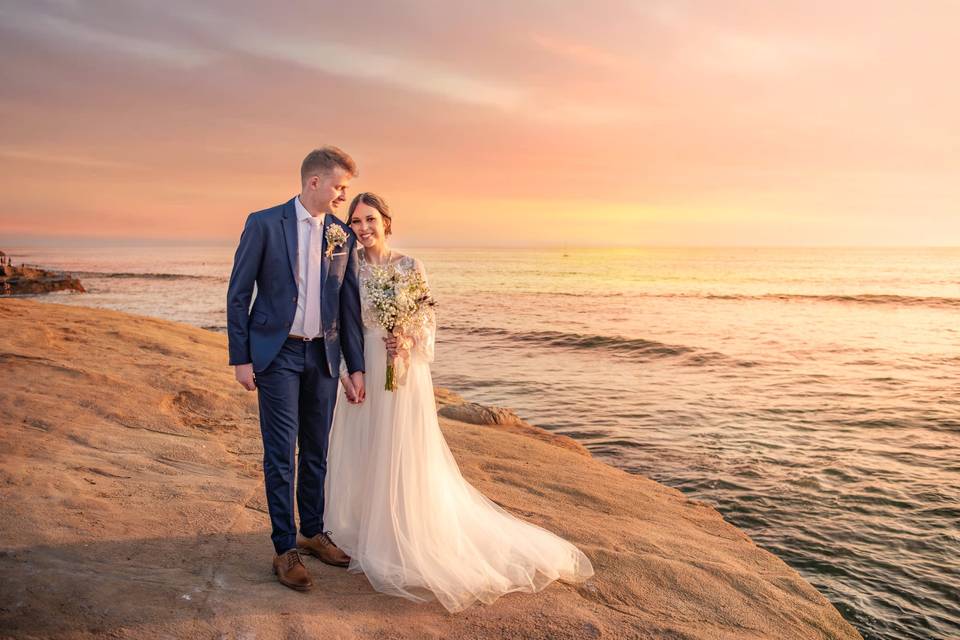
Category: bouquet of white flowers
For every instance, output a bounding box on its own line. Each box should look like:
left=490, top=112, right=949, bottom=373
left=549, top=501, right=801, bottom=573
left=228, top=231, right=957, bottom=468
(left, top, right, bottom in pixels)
left=363, top=262, right=436, bottom=391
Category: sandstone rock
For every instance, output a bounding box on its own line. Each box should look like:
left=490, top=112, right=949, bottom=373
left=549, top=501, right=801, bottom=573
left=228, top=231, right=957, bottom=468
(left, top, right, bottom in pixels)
left=0, top=299, right=863, bottom=640
left=0, top=262, right=85, bottom=295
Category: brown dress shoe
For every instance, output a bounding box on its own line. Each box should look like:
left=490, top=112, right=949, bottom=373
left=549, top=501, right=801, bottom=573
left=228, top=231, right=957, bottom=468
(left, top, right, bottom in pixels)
left=298, top=532, right=351, bottom=567
left=272, top=549, right=313, bottom=591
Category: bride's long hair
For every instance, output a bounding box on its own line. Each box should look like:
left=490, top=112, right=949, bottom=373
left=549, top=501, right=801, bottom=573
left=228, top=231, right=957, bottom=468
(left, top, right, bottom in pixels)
left=346, top=192, right=392, bottom=237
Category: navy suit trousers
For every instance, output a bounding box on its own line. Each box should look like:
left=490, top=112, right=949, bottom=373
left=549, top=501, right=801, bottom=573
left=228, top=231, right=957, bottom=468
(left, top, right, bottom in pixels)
left=255, top=337, right=339, bottom=554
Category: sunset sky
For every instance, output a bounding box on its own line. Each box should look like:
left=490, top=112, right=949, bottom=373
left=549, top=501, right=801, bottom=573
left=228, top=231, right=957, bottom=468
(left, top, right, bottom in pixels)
left=1, top=1, right=958, bottom=247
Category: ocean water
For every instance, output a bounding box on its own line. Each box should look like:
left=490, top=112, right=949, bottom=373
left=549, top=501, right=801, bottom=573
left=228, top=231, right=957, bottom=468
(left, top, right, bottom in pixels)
left=6, top=244, right=959, bottom=640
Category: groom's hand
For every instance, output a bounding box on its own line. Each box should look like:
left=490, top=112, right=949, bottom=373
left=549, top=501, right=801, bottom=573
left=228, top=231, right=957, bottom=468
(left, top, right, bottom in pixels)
left=350, top=371, right=366, bottom=403
left=235, top=364, right=257, bottom=391
left=340, top=373, right=359, bottom=404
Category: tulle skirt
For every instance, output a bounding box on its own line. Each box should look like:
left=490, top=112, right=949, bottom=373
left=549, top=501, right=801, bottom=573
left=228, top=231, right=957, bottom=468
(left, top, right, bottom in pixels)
left=324, top=328, right=594, bottom=612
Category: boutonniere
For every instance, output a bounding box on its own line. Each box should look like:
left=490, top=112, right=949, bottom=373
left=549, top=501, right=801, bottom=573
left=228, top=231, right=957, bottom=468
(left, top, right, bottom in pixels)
left=324, top=224, right=348, bottom=259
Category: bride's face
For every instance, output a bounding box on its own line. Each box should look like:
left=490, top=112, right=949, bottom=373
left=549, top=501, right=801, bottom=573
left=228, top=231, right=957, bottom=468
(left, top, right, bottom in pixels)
left=349, top=203, right=387, bottom=249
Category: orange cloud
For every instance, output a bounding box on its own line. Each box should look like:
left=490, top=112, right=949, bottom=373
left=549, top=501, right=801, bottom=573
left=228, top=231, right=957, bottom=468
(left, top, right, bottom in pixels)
left=0, top=2, right=958, bottom=246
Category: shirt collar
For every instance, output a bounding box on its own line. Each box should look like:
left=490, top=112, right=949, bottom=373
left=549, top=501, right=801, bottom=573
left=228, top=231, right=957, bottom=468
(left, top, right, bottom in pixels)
left=295, top=196, right=322, bottom=224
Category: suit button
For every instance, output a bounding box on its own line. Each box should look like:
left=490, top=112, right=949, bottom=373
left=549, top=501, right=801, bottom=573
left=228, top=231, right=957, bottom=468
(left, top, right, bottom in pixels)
left=292, top=297, right=297, bottom=302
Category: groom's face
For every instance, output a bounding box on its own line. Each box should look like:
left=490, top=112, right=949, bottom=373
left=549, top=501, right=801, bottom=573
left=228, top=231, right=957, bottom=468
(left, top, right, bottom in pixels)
left=305, top=167, right=353, bottom=214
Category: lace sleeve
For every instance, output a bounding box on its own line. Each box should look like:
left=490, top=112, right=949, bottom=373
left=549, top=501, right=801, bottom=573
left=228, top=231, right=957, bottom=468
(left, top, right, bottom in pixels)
left=410, top=257, right=436, bottom=363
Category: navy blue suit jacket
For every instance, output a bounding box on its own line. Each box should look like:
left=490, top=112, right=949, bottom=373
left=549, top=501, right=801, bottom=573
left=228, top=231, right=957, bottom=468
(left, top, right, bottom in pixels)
left=226, top=197, right=364, bottom=376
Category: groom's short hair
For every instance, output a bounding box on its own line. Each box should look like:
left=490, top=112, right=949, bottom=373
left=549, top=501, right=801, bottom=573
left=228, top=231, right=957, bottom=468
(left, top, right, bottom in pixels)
left=301, top=146, right=358, bottom=183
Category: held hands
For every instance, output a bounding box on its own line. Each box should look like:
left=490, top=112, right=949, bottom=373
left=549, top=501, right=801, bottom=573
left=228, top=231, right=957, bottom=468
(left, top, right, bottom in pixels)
left=235, top=363, right=256, bottom=391
left=340, top=371, right=366, bottom=404
left=237, top=360, right=364, bottom=403
left=351, top=370, right=366, bottom=403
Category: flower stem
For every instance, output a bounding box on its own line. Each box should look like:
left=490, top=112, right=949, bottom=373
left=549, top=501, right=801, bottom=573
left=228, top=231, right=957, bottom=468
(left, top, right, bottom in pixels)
left=385, top=358, right=396, bottom=391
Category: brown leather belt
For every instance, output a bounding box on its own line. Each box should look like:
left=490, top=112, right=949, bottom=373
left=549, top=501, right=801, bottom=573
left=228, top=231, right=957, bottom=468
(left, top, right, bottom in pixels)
left=287, top=334, right=317, bottom=341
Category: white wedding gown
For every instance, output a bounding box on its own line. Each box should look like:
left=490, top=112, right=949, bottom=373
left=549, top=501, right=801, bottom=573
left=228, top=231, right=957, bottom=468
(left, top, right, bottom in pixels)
left=324, top=253, right=594, bottom=613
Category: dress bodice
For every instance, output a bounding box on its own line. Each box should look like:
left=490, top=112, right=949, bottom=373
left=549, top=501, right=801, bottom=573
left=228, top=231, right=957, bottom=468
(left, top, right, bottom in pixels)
left=356, top=250, right=436, bottom=364
left=358, top=252, right=418, bottom=331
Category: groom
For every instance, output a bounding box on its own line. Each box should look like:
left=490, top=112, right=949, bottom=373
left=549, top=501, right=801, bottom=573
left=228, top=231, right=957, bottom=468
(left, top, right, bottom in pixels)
left=227, top=146, right=365, bottom=591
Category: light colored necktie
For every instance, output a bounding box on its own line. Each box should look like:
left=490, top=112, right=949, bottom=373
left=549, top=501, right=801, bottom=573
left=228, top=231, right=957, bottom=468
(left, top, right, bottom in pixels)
left=303, top=217, right=323, bottom=338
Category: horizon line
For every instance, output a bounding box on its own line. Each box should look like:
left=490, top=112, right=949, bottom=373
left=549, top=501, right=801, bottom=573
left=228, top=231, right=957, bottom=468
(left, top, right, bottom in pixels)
left=2, top=238, right=959, bottom=251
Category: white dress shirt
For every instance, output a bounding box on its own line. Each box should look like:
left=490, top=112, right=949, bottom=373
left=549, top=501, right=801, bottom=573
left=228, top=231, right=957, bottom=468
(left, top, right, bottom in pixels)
left=290, top=196, right=324, bottom=338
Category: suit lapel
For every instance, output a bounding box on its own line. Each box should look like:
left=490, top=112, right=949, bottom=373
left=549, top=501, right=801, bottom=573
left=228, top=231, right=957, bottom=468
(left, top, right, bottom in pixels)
left=319, top=213, right=331, bottom=292
left=280, top=198, right=298, bottom=286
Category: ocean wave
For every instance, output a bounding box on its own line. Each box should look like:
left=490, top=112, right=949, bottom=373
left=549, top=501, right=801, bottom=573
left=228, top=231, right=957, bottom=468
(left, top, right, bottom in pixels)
left=444, top=324, right=692, bottom=356
left=440, top=324, right=747, bottom=366
left=498, top=291, right=960, bottom=309
left=700, top=292, right=960, bottom=308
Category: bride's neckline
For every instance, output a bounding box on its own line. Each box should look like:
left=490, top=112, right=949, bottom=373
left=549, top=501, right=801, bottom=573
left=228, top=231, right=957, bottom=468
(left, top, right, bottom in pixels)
left=359, top=247, right=404, bottom=266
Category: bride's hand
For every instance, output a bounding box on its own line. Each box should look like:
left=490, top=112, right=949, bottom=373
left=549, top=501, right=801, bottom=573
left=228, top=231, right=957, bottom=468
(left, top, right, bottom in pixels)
left=340, top=373, right=358, bottom=403
left=384, top=335, right=411, bottom=359
left=384, top=335, right=401, bottom=358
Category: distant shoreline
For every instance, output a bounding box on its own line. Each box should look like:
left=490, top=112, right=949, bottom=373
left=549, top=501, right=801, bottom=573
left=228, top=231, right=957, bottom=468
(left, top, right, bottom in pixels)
left=0, top=255, right=85, bottom=296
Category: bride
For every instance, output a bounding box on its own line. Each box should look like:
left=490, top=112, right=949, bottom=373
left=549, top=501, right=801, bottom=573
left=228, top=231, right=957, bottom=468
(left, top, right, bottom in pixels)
left=321, top=192, right=594, bottom=613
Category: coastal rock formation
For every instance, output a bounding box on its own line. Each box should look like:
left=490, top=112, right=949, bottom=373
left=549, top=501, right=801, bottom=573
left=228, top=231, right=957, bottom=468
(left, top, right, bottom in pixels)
left=437, top=394, right=590, bottom=457
left=0, top=298, right=862, bottom=640
left=0, top=257, right=85, bottom=295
